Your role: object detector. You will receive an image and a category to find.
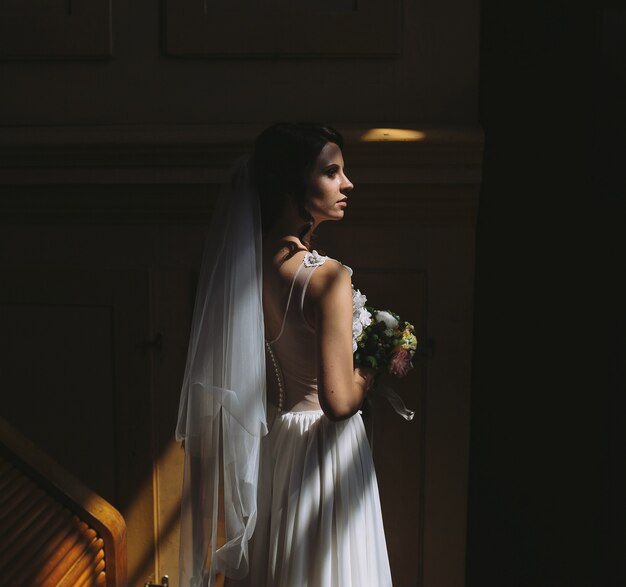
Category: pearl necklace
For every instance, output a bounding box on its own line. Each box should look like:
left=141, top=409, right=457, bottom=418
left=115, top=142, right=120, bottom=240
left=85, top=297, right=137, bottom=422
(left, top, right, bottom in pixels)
left=265, top=340, right=285, bottom=412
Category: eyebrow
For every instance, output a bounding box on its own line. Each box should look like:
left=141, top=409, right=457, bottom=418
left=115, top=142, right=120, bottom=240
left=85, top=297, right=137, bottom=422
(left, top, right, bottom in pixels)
left=320, top=159, right=343, bottom=171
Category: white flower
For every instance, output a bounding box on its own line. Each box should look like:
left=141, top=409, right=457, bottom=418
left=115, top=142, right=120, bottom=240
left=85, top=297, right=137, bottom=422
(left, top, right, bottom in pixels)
left=359, top=307, right=372, bottom=326
left=303, top=250, right=328, bottom=267
left=352, top=287, right=367, bottom=308
left=375, top=310, right=399, bottom=330
left=351, top=285, right=372, bottom=353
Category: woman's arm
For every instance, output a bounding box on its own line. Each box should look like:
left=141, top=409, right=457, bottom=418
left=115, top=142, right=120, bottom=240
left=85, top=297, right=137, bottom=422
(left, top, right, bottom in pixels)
left=306, top=260, right=374, bottom=421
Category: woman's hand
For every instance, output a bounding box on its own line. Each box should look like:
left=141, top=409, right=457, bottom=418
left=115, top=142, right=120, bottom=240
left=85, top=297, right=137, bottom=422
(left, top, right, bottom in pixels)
left=354, top=366, right=377, bottom=394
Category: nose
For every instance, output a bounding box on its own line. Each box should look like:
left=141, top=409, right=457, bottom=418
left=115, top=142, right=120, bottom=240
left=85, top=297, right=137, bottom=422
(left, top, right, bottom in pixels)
left=341, top=172, right=354, bottom=194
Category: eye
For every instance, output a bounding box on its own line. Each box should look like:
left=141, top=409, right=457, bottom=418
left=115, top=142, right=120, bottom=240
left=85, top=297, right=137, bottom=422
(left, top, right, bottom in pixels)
left=325, top=165, right=339, bottom=177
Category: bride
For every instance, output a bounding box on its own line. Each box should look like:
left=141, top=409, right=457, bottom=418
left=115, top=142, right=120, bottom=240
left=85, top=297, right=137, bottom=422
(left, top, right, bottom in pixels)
left=176, top=123, right=392, bottom=587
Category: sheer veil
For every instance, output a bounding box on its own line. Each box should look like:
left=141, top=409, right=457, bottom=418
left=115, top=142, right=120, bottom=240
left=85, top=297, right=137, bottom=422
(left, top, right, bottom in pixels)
left=176, top=155, right=267, bottom=587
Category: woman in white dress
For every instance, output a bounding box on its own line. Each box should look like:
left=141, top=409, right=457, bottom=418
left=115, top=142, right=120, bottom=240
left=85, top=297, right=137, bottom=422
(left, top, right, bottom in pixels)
left=177, top=123, right=392, bottom=587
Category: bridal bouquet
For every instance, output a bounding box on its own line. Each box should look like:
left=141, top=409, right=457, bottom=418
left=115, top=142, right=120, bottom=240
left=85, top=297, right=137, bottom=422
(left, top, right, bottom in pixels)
left=352, top=287, right=418, bottom=378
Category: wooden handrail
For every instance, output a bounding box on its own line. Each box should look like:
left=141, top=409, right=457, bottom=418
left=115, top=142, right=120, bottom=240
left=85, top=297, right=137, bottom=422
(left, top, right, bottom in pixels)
left=0, top=416, right=127, bottom=587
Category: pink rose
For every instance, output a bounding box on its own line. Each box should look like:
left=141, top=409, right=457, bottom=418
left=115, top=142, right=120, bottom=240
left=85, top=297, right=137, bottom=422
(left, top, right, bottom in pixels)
left=389, top=348, right=413, bottom=378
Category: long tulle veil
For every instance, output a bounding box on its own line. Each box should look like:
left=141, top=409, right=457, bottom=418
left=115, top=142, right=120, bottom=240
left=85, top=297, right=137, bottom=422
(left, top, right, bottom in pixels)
left=176, top=156, right=267, bottom=587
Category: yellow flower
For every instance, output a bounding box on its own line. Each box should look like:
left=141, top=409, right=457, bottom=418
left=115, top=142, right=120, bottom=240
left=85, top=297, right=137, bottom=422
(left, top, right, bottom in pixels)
left=400, top=333, right=418, bottom=351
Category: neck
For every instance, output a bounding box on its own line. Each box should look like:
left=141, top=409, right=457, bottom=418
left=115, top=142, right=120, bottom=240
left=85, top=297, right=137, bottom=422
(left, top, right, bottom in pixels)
left=264, top=209, right=320, bottom=251
left=263, top=231, right=308, bottom=254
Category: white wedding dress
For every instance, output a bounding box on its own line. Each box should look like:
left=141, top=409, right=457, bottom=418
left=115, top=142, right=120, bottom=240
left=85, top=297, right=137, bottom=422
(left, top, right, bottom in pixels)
left=228, top=251, right=392, bottom=587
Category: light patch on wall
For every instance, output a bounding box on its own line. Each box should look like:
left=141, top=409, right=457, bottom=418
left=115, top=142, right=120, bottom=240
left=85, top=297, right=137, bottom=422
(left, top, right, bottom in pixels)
left=360, top=128, right=427, bottom=142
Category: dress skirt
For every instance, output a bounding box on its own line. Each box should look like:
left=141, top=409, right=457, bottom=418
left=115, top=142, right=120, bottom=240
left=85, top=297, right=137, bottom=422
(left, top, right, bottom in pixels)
left=237, top=409, right=393, bottom=587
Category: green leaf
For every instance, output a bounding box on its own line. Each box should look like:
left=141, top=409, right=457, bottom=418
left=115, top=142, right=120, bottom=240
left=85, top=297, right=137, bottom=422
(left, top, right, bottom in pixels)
left=366, top=356, right=378, bottom=369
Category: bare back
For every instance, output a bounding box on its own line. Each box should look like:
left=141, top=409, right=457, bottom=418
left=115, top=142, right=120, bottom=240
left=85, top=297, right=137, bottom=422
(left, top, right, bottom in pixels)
left=262, top=241, right=363, bottom=419
left=262, top=245, right=310, bottom=343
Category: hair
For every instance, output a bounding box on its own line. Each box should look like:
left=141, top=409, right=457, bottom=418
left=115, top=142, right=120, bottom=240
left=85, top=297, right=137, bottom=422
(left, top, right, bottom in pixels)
left=251, top=123, right=344, bottom=247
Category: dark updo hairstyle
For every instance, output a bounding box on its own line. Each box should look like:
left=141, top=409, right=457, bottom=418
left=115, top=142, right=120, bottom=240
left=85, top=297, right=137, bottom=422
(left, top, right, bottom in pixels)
left=251, top=123, right=344, bottom=247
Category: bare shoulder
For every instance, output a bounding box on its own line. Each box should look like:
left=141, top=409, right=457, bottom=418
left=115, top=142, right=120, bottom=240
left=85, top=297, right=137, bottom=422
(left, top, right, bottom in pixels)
left=305, top=259, right=352, bottom=304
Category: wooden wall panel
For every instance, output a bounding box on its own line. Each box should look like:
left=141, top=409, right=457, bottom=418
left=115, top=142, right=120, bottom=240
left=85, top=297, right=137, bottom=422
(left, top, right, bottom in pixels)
left=164, top=0, right=400, bottom=57
left=355, top=269, right=428, bottom=587
left=0, top=0, right=478, bottom=124
left=0, top=0, right=112, bottom=60
left=0, top=300, right=116, bottom=501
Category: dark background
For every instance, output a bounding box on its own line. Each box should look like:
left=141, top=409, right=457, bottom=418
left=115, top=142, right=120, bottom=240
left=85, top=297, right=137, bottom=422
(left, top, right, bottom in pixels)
left=468, top=2, right=624, bottom=586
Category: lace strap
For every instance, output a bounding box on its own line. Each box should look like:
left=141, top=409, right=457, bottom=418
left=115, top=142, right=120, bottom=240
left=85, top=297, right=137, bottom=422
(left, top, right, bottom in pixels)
left=268, top=251, right=331, bottom=342
left=297, top=251, right=329, bottom=332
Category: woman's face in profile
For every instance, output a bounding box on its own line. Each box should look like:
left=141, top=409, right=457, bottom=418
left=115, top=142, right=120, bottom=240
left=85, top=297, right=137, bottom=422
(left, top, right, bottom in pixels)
left=305, top=142, right=354, bottom=225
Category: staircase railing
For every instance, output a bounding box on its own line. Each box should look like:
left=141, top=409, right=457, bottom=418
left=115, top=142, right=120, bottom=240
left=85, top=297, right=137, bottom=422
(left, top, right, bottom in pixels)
left=0, top=416, right=127, bottom=587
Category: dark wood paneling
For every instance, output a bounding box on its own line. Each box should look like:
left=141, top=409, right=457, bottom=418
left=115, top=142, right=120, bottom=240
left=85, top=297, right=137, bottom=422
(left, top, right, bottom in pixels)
left=0, top=1, right=480, bottom=125
left=0, top=0, right=112, bottom=60
left=0, top=124, right=483, bottom=184
left=163, top=0, right=400, bottom=57
left=356, top=270, right=428, bottom=587
left=0, top=302, right=116, bottom=500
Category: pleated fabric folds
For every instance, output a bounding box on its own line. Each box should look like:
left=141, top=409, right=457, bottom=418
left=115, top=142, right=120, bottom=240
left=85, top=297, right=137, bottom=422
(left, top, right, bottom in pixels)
left=235, top=410, right=392, bottom=587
